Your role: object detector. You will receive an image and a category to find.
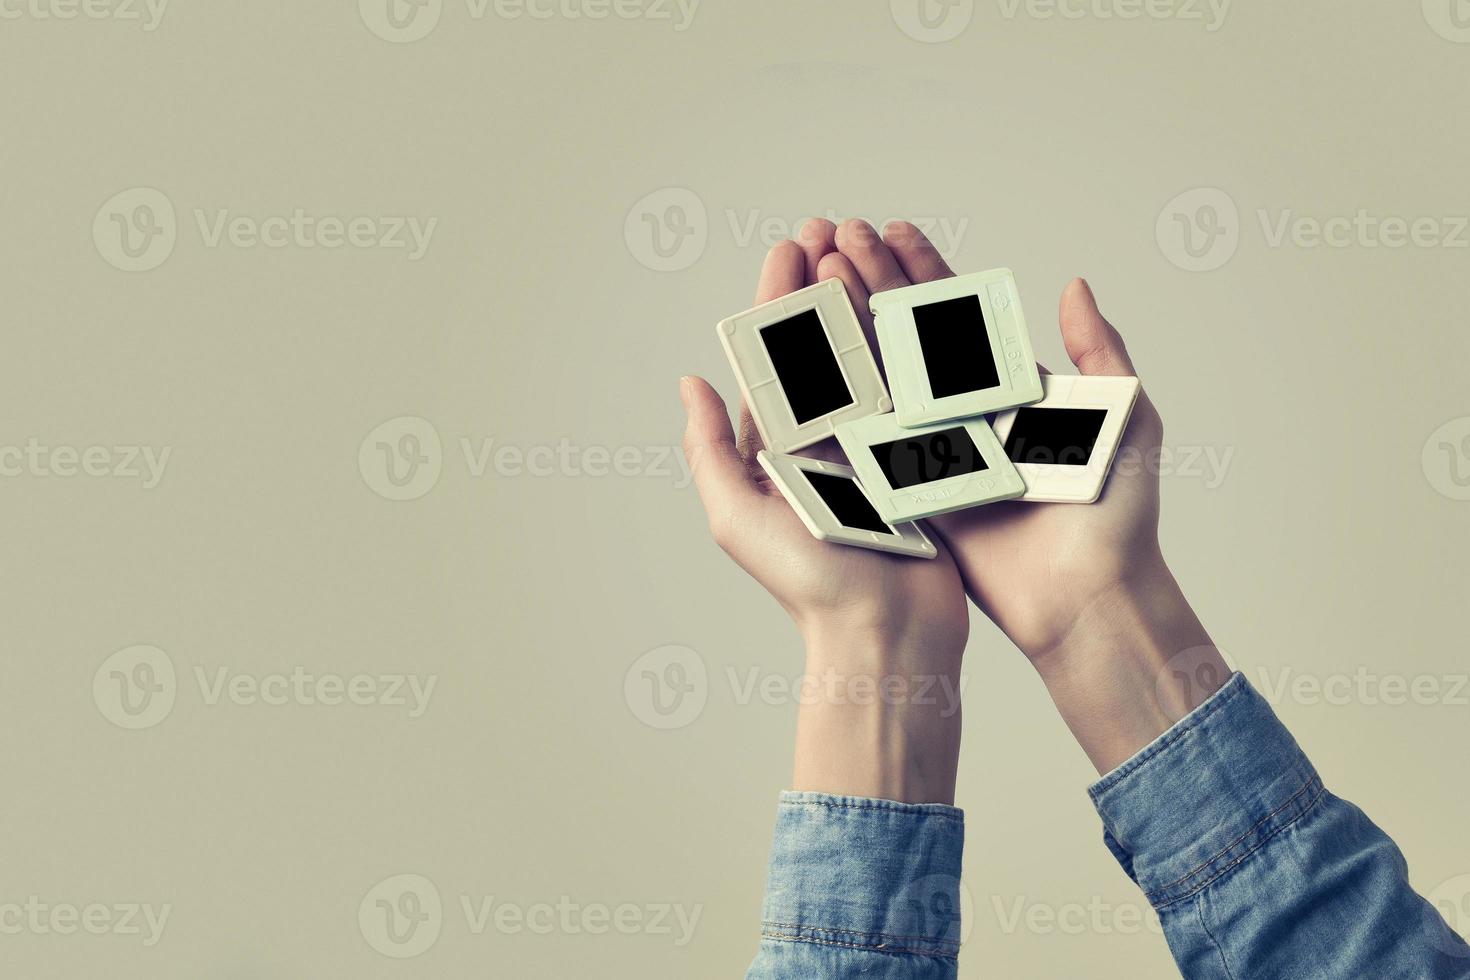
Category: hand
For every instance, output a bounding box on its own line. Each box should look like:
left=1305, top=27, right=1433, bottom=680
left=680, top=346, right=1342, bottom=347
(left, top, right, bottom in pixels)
left=681, top=238, right=970, bottom=804
left=818, top=218, right=1228, bottom=773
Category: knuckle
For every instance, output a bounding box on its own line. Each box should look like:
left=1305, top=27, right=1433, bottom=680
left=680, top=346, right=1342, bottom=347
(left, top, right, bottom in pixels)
left=706, top=511, right=737, bottom=550
left=681, top=435, right=703, bottom=469
left=1136, top=396, right=1164, bottom=440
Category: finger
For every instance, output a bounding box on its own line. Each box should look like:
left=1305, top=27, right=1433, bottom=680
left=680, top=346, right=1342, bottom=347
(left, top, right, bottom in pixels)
left=835, top=219, right=911, bottom=295
left=682, top=376, right=759, bottom=523
left=737, top=241, right=808, bottom=462
left=794, top=218, right=838, bottom=285
left=756, top=239, right=805, bottom=303
left=882, top=220, right=955, bottom=284
left=815, top=251, right=879, bottom=353
left=1059, top=278, right=1136, bottom=377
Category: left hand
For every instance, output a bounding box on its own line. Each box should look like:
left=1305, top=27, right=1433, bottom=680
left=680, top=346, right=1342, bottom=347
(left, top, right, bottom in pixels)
left=682, top=237, right=972, bottom=803
left=681, top=239, right=968, bottom=650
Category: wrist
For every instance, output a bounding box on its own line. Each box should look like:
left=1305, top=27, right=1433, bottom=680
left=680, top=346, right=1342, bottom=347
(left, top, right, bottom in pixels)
left=790, top=626, right=966, bottom=806
left=799, top=611, right=966, bottom=675
left=1029, top=555, right=1228, bottom=775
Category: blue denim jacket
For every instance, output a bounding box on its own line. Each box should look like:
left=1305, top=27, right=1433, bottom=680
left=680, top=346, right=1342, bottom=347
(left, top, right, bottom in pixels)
left=747, top=674, right=1470, bottom=979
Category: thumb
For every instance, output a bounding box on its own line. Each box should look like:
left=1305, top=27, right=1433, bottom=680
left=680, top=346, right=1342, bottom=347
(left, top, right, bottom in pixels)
left=1059, top=278, right=1136, bottom=377
left=681, top=376, right=758, bottom=527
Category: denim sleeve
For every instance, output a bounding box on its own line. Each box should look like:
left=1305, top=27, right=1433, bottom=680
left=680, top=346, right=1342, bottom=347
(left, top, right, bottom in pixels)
left=745, top=792, right=964, bottom=979
left=1090, top=672, right=1470, bottom=979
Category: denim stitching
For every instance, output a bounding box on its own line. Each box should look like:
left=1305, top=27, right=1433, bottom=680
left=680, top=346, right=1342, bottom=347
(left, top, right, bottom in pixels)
left=762, top=920, right=961, bottom=947
left=1195, top=895, right=1239, bottom=980
left=779, top=798, right=964, bottom=825
left=1156, top=771, right=1320, bottom=892
left=1150, top=778, right=1327, bottom=910
left=760, top=928, right=959, bottom=959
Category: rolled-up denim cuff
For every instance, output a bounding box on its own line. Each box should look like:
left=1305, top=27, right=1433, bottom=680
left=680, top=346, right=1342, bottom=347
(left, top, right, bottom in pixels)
left=760, top=791, right=965, bottom=959
left=1088, top=672, right=1326, bottom=911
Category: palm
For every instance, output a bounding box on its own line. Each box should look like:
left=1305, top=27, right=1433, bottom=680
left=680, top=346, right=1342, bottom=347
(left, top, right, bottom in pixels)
left=724, top=453, right=968, bottom=632
left=930, top=391, right=1164, bottom=655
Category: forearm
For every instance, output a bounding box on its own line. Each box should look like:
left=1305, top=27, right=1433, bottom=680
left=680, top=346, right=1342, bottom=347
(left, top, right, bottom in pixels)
left=744, top=623, right=968, bottom=979
left=1085, top=673, right=1470, bottom=978
left=791, top=621, right=965, bottom=805
left=1032, top=559, right=1469, bottom=977
left=1027, top=551, right=1226, bottom=775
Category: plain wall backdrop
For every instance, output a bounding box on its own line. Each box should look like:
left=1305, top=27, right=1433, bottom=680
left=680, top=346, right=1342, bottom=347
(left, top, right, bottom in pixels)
left=2, top=1, right=1467, bottom=976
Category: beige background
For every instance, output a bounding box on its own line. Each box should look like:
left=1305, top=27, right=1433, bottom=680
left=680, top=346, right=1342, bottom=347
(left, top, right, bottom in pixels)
left=2, top=1, right=1468, bottom=977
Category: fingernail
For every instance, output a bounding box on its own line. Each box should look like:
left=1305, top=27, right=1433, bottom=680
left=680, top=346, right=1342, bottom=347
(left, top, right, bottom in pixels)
left=679, top=376, right=693, bottom=410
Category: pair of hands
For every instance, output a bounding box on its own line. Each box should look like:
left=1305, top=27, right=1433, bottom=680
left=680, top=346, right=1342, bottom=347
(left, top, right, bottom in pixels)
left=681, top=218, right=1224, bottom=800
